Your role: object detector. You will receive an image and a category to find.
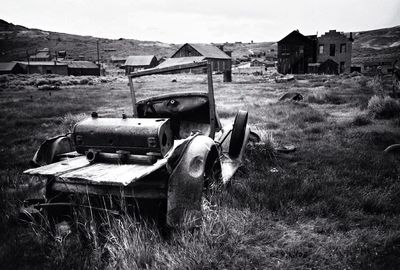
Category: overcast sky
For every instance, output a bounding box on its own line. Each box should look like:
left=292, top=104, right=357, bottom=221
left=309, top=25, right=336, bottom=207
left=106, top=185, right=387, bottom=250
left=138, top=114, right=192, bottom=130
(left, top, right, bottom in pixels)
left=1, top=0, right=400, bottom=43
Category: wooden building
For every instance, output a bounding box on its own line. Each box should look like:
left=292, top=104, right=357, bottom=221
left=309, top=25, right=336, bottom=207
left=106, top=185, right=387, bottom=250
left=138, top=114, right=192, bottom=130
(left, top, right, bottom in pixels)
left=317, top=30, right=353, bottom=74
left=357, top=57, right=395, bottom=75
left=29, top=48, right=52, bottom=62
left=111, top=56, right=128, bottom=67
left=171, top=43, right=231, bottom=73
left=18, top=61, right=69, bottom=75
left=0, top=62, right=25, bottom=74
left=64, top=61, right=100, bottom=76
left=16, top=61, right=99, bottom=76
left=156, top=57, right=206, bottom=73
left=277, top=31, right=317, bottom=74
left=123, top=55, right=158, bottom=74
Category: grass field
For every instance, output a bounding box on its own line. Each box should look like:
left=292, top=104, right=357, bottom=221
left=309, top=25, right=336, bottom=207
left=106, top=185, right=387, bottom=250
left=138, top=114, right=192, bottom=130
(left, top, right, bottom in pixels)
left=1, top=72, right=400, bottom=269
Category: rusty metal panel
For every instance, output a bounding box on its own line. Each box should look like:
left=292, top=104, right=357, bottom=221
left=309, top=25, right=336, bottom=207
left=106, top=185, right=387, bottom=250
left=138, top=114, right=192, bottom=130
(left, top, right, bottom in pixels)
left=52, top=182, right=167, bottom=199
left=73, top=117, right=173, bottom=157
left=167, top=135, right=215, bottom=227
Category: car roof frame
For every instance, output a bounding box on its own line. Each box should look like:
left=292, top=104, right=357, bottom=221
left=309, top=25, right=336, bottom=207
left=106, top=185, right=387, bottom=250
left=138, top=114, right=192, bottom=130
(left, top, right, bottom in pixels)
left=127, top=61, right=217, bottom=139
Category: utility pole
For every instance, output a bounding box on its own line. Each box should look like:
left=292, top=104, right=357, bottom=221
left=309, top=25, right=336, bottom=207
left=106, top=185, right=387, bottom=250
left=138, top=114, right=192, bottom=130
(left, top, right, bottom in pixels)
left=26, top=49, right=30, bottom=74
left=97, top=39, right=100, bottom=75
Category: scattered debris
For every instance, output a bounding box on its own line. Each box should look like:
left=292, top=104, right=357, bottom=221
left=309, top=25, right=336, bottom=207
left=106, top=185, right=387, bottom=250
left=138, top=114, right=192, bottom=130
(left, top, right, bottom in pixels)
left=37, top=84, right=60, bottom=91
left=276, top=145, right=296, bottom=153
left=270, top=167, right=279, bottom=173
left=384, top=144, right=400, bottom=154
left=279, top=92, right=303, bottom=102
left=275, top=74, right=295, bottom=83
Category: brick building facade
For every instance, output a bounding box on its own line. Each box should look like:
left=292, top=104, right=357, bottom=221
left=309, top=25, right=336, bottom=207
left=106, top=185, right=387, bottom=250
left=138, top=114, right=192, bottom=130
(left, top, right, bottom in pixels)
left=317, top=30, right=353, bottom=74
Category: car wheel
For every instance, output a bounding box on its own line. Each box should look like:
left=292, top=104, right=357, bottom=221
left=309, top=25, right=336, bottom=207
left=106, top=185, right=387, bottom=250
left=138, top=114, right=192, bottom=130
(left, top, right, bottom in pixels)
left=228, top=110, right=248, bottom=158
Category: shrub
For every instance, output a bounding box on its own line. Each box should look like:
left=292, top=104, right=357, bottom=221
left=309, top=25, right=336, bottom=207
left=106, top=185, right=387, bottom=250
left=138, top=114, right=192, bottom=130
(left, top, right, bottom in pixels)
left=351, top=113, right=372, bottom=126
left=245, top=130, right=276, bottom=166
left=48, top=79, right=62, bottom=86
left=288, top=107, right=326, bottom=124
left=79, top=78, right=89, bottom=85
left=367, top=95, right=400, bottom=119
left=61, top=80, right=72, bottom=86
left=61, top=113, right=88, bottom=132
left=307, top=92, right=345, bottom=105
left=0, top=75, right=8, bottom=83
left=359, top=77, right=368, bottom=87
left=35, top=79, right=50, bottom=86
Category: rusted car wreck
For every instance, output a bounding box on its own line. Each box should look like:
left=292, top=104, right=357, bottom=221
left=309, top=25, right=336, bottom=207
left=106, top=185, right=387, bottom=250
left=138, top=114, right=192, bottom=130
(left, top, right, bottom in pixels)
left=22, top=61, right=256, bottom=227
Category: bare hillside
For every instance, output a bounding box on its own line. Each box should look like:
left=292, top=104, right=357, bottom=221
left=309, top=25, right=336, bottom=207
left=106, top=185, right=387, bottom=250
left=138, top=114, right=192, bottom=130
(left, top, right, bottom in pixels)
left=352, top=25, right=400, bottom=64
left=0, top=19, right=399, bottom=65
left=0, top=19, right=179, bottom=61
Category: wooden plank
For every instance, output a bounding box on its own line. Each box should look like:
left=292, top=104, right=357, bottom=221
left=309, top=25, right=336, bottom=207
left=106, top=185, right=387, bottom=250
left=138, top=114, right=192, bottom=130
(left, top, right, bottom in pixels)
left=24, top=155, right=167, bottom=186
left=129, top=61, right=208, bottom=78
left=24, top=139, right=186, bottom=187
left=24, top=156, right=89, bottom=176
left=206, top=62, right=216, bottom=139
left=58, top=158, right=167, bottom=186
left=128, top=76, right=138, bottom=117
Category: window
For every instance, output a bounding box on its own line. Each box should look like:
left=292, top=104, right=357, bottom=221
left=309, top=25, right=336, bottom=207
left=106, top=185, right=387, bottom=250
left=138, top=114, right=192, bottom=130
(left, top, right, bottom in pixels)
left=319, top=44, right=324, bottom=54
left=340, top=44, right=346, bottom=53
left=330, top=44, right=336, bottom=56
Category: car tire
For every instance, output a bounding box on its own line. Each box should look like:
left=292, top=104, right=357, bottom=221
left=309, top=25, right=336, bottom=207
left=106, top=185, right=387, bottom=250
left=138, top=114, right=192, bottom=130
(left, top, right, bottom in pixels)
left=228, top=110, right=248, bottom=158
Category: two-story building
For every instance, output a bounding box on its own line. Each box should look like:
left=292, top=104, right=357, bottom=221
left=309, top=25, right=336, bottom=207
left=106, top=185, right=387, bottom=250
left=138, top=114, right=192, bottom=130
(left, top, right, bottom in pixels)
left=317, top=30, right=353, bottom=74
left=277, top=30, right=317, bottom=74
left=278, top=29, right=353, bottom=75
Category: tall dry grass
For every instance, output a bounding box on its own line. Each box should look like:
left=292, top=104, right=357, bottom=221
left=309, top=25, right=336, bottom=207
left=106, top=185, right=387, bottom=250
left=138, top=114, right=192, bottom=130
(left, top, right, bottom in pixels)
left=1, top=73, right=400, bottom=269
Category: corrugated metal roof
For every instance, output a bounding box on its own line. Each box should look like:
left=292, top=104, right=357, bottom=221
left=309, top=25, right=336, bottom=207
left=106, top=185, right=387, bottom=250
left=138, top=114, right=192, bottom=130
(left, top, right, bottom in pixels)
left=111, top=56, right=127, bottom=61
left=0, top=62, right=18, bottom=71
left=30, top=52, right=51, bottom=59
left=177, top=43, right=231, bottom=59
left=17, top=61, right=68, bottom=66
left=63, top=61, right=99, bottom=69
left=156, top=57, right=206, bottom=69
left=124, top=55, right=156, bottom=66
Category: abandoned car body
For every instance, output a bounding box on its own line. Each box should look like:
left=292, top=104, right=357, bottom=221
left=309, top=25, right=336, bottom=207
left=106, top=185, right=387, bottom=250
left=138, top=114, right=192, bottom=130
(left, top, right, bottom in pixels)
left=22, top=61, right=255, bottom=227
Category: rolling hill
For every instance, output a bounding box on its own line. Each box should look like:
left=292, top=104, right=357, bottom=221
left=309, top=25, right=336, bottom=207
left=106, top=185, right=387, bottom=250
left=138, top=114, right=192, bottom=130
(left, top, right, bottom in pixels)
left=0, top=19, right=399, bottom=65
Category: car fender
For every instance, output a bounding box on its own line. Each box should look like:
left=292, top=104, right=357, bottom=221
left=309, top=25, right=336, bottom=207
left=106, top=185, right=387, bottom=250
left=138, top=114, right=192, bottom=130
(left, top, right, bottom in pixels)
left=166, top=135, right=216, bottom=227
left=31, top=134, right=73, bottom=166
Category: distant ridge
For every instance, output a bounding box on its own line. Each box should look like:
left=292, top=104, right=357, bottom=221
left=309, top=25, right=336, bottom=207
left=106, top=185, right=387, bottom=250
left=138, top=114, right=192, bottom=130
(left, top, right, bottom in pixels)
left=0, top=19, right=399, bottom=65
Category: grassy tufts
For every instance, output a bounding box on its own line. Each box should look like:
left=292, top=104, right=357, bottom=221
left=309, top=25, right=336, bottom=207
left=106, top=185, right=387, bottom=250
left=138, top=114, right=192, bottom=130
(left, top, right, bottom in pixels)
left=306, top=92, right=345, bottom=105
left=288, top=106, right=326, bottom=124
left=61, top=113, right=88, bottom=133
left=367, top=95, right=400, bottom=119
left=351, top=112, right=372, bottom=126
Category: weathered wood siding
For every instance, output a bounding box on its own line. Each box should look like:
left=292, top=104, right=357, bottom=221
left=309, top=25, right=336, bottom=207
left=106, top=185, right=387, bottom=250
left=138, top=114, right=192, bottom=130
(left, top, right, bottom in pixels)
left=278, top=31, right=317, bottom=74
left=173, top=44, right=203, bottom=58
left=172, top=44, right=231, bottom=73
